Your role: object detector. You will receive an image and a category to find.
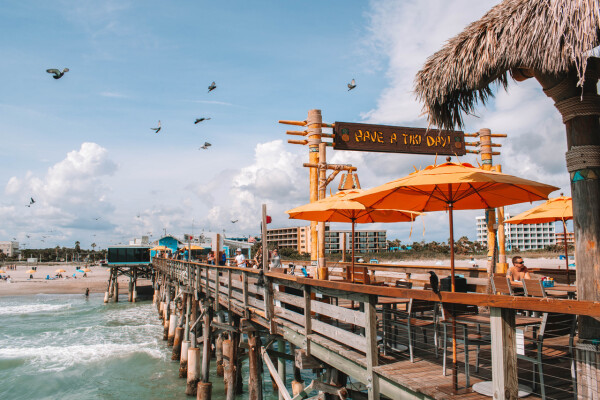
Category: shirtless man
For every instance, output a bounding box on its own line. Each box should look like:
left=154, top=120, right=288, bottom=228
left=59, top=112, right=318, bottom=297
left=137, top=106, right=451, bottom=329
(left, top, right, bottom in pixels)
left=507, top=256, right=531, bottom=282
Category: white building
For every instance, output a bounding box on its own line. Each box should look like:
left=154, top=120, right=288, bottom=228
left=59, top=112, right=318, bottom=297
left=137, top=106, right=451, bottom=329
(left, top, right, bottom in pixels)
left=0, top=241, right=19, bottom=257
left=476, top=214, right=556, bottom=250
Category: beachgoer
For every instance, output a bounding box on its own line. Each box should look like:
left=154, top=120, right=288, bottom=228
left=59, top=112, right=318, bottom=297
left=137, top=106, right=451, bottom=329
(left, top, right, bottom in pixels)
left=183, top=249, right=189, bottom=261
left=507, top=256, right=531, bottom=282
left=207, top=252, right=215, bottom=265
left=270, top=248, right=281, bottom=269
left=234, top=248, right=247, bottom=268
left=219, top=251, right=226, bottom=266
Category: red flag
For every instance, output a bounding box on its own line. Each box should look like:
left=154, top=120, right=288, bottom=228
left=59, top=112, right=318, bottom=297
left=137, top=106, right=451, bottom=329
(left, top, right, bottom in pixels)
left=266, top=215, right=272, bottom=224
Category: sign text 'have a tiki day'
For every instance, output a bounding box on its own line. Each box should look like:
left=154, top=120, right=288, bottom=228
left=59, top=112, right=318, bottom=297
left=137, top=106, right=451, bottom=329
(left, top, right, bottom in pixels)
left=333, top=122, right=466, bottom=156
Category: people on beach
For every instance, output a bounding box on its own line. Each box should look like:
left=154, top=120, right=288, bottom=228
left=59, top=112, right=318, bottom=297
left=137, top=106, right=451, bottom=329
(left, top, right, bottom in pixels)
left=234, top=248, right=247, bottom=268
left=507, top=256, right=531, bottom=282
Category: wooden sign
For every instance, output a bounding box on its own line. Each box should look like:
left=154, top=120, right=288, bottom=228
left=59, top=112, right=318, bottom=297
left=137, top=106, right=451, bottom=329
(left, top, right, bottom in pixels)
left=333, top=122, right=466, bottom=156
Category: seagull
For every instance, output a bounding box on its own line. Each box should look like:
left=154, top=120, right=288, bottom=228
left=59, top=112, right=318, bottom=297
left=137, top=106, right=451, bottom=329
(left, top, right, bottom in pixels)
left=46, top=68, right=69, bottom=79
left=94, top=217, right=101, bottom=221
left=347, top=79, right=356, bottom=91
left=199, top=142, right=211, bottom=150
left=194, top=117, right=211, bottom=124
left=26, top=197, right=35, bottom=207
left=428, top=271, right=439, bottom=294
left=231, top=219, right=238, bottom=223
left=26, top=234, right=31, bottom=238
left=208, top=81, right=217, bottom=93
left=151, top=120, right=161, bottom=133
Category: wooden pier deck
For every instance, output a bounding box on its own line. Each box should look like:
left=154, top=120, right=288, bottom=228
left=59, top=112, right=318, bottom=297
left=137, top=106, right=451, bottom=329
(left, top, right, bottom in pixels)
left=151, top=258, right=594, bottom=399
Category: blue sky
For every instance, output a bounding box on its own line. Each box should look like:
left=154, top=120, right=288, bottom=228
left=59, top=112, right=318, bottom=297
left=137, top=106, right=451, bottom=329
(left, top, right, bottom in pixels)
left=0, top=1, right=572, bottom=249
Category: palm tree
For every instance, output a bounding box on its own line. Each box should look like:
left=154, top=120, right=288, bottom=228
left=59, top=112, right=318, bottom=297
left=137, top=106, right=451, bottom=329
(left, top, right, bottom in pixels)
left=90, top=243, right=97, bottom=262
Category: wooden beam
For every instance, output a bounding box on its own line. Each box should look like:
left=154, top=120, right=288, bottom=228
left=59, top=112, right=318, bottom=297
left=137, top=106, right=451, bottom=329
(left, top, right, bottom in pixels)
left=490, top=307, right=518, bottom=400
left=364, top=295, right=379, bottom=400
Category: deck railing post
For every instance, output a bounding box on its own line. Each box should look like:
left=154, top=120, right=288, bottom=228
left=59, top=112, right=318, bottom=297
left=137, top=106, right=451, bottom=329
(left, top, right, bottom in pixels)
left=490, top=306, right=518, bottom=400
left=243, top=271, right=249, bottom=318
left=304, top=285, right=312, bottom=356
left=364, top=294, right=379, bottom=400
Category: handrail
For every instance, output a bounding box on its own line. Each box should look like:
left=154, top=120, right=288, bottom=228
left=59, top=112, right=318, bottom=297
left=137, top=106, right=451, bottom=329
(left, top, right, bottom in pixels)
left=152, top=258, right=596, bottom=317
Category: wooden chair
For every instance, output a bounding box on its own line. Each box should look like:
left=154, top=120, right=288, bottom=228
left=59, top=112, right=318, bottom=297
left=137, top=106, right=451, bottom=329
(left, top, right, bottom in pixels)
left=523, top=279, right=547, bottom=298
left=491, top=275, right=515, bottom=295
left=345, top=265, right=370, bottom=284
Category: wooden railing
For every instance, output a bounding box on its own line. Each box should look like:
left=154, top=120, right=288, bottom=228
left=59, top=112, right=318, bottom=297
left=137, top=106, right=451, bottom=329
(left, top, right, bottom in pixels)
left=152, top=258, right=598, bottom=400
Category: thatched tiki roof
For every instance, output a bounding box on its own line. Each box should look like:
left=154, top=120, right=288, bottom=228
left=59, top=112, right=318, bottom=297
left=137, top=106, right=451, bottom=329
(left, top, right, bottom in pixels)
left=414, top=0, right=600, bottom=130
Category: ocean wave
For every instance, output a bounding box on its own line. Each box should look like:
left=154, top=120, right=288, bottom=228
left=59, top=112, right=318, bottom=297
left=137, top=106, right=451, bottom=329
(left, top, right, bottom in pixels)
left=0, top=342, right=166, bottom=372
left=0, top=303, right=72, bottom=316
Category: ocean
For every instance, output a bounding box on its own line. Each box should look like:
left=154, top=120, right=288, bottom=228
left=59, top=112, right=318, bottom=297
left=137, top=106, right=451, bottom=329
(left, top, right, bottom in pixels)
left=0, top=294, right=286, bottom=399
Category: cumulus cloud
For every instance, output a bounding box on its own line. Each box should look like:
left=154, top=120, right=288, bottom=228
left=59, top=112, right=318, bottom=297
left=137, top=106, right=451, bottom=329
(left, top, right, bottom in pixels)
left=1, top=143, right=118, bottom=243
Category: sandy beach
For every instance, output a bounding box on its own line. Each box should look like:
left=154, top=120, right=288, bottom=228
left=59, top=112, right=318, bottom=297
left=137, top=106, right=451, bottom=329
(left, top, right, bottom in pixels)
left=0, top=264, right=145, bottom=297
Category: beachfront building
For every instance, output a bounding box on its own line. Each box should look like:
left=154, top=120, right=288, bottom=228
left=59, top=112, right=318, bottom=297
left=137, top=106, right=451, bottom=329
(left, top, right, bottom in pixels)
left=0, top=241, right=19, bottom=257
left=476, top=214, right=556, bottom=250
left=555, top=231, right=575, bottom=246
left=265, top=226, right=387, bottom=254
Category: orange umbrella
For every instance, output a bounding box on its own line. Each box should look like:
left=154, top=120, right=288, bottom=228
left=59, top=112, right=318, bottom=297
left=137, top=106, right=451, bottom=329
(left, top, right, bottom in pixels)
left=287, top=189, right=421, bottom=281
left=506, top=195, right=573, bottom=281
left=349, top=160, right=558, bottom=389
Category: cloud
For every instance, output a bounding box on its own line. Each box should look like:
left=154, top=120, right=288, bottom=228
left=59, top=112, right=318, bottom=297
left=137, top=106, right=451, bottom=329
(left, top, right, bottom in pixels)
left=1, top=143, right=118, bottom=241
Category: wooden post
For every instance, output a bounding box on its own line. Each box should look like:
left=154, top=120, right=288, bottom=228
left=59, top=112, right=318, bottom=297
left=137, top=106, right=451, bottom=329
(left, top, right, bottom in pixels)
left=196, top=382, right=212, bottom=400
left=262, top=204, right=269, bottom=271
left=317, top=142, right=328, bottom=280
left=535, top=69, right=600, bottom=394
left=223, top=339, right=232, bottom=392
left=190, top=295, right=198, bottom=346
left=183, top=293, right=191, bottom=342
left=225, top=317, right=240, bottom=400
left=495, top=165, right=508, bottom=273
left=180, top=340, right=190, bottom=378
left=132, top=267, right=137, bottom=302
left=113, top=278, right=119, bottom=303
left=104, top=269, right=112, bottom=303
left=308, top=109, right=322, bottom=270
left=364, top=294, right=379, bottom=400
left=201, top=302, right=212, bottom=383
left=278, top=339, right=287, bottom=400
left=490, top=307, right=517, bottom=400
left=248, top=332, right=263, bottom=400
left=172, top=326, right=184, bottom=360
left=168, top=313, right=177, bottom=346
left=215, top=333, right=224, bottom=377
left=187, top=347, right=201, bottom=396
left=291, top=345, right=304, bottom=396
left=304, top=286, right=312, bottom=355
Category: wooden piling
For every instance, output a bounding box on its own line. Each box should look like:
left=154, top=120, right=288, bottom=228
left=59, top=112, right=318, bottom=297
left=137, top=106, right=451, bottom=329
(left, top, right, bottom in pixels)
left=277, top=339, right=286, bottom=400
left=180, top=340, right=190, bottom=378
left=291, top=345, right=304, bottom=396
left=128, top=279, right=133, bottom=302
left=172, top=327, right=183, bottom=360
left=186, top=347, right=201, bottom=396
left=104, top=269, right=111, bottom=303
left=168, top=313, right=177, bottom=346
left=201, top=303, right=212, bottom=383
left=225, top=319, right=240, bottom=400
left=248, top=333, right=262, bottom=400
left=196, top=382, right=212, bottom=400
left=114, top=280, right=118, bottom=302
left=132, top=267, right=137, bottom=302
left=215, top=334, right=224, bottom=377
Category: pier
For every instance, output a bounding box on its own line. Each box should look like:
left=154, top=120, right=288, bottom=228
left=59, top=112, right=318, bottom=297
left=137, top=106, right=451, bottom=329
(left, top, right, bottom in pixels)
left=151, top=257, right=596, bottom=399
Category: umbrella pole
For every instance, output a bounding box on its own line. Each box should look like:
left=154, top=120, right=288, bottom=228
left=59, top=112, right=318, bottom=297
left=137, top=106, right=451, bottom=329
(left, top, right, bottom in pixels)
left=351, top=220, right=355, bottom=283
left=563, top=220, right=571, bottom=285
left=449, top=202, right=458, bottom=391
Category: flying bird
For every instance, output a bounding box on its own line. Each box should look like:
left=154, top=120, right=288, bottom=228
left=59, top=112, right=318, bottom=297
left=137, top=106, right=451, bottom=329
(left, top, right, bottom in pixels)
left=150, top=120, right=161, bottom=133
left=347, top=78, right=356, bottom=91
left=428, top=271, right=439, bottom=294
left=199, top=142, right=211, bottom=150
left=46, top=68, right=69, bottom=79
left=194, top=117, right=211, bottom=124
left=208, top=81, right=217, bottom=92
left=231, top=219, right=238, bottom=223
left=94, top=217, right=101, bottom=221
left=26, top=197, right=35, bottom=207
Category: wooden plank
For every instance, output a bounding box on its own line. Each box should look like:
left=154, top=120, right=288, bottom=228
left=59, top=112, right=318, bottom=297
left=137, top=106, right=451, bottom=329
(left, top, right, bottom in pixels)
left=274, top=291, right=304, bottom=309
left=311, top=319, right=366, bottom=352
left=274, top=306, right=304, bottom=326
left=310, top=299, right=365, bottom=327
left=490, top=307, right=517, bottom=400
left=304, top=286, right=312, bottom=356
left=248, top=295, right=263, bottom=310
left=364, top=294, right=379, bottom=400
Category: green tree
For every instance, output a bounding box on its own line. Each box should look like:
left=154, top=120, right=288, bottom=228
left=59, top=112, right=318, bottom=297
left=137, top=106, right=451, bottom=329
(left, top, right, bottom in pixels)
left=74, top=241, right=81, bottom=252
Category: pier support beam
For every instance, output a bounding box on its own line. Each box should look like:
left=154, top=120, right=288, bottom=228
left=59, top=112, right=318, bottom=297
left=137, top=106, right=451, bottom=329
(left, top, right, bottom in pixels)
left=132, top=267, right=137, bottom=303
left=291, top=345, right=304, bottom=396
left=201, top=302, right=212, bottom=383
left=215, top=332, right=224, bottom=377
left=173, top=327, right=183, bottom=360
left=248, top=332, right=263, bottom=400
left=180, top=340, right=190, bottom=378
left=186, top=347, right=201, bottom=396
left=196, top=382, right=212, bottom=400
left=278, top=339, right=287, bottom=400
left=114, top=279, right=118, bottom=303
left=225, top=316, right=240, bottom=400
left=168, top=313, right=177, bottom=346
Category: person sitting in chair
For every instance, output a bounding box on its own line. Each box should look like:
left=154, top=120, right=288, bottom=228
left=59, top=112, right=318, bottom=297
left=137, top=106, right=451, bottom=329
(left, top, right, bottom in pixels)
left=507, top=256, right=531, bottom=282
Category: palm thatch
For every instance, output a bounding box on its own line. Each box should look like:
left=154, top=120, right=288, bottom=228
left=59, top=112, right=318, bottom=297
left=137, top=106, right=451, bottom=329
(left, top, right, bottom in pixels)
left=415, top=0, right=600, bottom=130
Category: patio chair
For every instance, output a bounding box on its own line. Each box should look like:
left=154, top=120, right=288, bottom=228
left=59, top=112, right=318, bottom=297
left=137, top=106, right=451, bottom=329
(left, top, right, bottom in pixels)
left=517, top=312, right=577, bottom=400
left=440, top=304, right=489, bottom=388
left=491, top=275, right=516, bottom=295
left=523, top=279, right=547, bottom=298
left=391, top=298, right=439, bottom=362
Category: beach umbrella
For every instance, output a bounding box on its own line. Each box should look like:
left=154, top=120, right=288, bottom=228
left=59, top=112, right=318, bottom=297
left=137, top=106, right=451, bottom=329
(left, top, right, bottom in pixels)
left=189, top=245, right=204, bottom=250
left=286, top=189, right=421, bottom=281
left=349, top=160, right=557, bottom=390
left=83, top=268, right=92, bottom=272
left=150, top=246, right=169, bottom=251
left=55, top=269, right=66, bottom=273
left=26, top=269, right=36, bottom=274
left=505, top=195, right=573, bottom=282
left=0, top=270, right=5, bottom=274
